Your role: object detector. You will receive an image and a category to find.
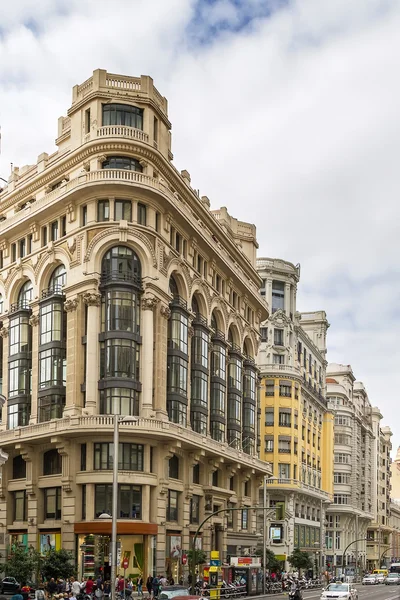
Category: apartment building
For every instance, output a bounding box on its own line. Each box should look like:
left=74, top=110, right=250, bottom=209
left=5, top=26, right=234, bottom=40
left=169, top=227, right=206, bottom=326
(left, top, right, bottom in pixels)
left=366, top=417, right=392, bottom=571
left=257, top=258, right=333, bottom=572
left=326, top=366, right=375, bottom=575
left=0, top=69, right=272, bottom=578
left=390, top=448, right=400, bottom=502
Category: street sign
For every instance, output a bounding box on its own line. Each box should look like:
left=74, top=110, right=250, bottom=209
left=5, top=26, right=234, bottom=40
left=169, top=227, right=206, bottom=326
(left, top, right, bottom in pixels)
left=122, top=558, right=129, bottom=570
left=210, top=559, right=221, bottom=566
left=182, top=554, right=188, bottom=565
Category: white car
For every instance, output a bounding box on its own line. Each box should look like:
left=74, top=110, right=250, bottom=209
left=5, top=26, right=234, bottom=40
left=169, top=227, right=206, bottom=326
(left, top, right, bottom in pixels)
left=362, top=574, right=379, bottom=585
left=321, top=583, right=358, bottom=600
left=374, top=573, right=385, bottom=584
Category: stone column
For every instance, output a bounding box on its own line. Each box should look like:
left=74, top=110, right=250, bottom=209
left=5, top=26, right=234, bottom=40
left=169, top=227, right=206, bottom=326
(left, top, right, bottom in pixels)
left=154, top=303, right=170, bottom=420
left=83, top=291, right=102, bottom=414
left=64, top=297, right=81, bottom=416
left=140, top=295, right=159, bottom=418
left=29, top=310, right=40, bottom=424
left=0, top=323, right=9, bottom=429
left=285, top=282, right=291, bottom=315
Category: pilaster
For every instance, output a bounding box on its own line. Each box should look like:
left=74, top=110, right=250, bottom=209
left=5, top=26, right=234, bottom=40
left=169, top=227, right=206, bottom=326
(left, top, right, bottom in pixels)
left=140, top=294, right=159, bottom=418
left=82, top=291, right=101, bottom=414
left=154, top=303, right=170, bottom=419
left=64, top=296, right=82, bottom=416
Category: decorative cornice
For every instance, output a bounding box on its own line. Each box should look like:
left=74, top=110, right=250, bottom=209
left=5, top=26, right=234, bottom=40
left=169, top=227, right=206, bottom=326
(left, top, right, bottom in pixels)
left=82, top=291, right=101, bottom=306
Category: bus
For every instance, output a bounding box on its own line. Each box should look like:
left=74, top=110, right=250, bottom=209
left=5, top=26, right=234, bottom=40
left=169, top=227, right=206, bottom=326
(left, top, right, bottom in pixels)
left=389, top=563, right=400, bottom=574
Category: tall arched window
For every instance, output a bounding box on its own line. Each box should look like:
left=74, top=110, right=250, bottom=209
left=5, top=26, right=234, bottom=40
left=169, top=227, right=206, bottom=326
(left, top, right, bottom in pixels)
left=167, top=276, right=188, bottom=426
left=49, top=265, right=67, bottom=293
left=190, top=296, right=209, bottom=435
left=38, top=265, right=67, bottom=422
left=210, top=311, right=227, bottom=443
left=99, top=247, right=142, bottom=417
left=242, top=340, right=257, bottom=455
left=8, top=281, right=33, bottom=428
left=227, top=328, right=242, bottom=449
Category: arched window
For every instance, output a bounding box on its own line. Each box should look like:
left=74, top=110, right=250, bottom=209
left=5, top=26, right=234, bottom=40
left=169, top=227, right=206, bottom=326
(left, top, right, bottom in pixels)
left=227, top=326, right=242, bottom=450
left=102, top=246, right=141, bottom=285
left=49, top=265, right=67, bottom=293
left=18, top=280, right=33, bottom=309
left=102, top=157, right=143, bottom=172
left=167, top=276, right=189, bottom=426
left=99, top=247, right=142, bottom=418
left=43, top=449, right=62, bottom=476
left=102, top=104, right=143, bottom=130
left=190, top=295, right=209, bottom=436
left=210, top=311, right=227, bottom=443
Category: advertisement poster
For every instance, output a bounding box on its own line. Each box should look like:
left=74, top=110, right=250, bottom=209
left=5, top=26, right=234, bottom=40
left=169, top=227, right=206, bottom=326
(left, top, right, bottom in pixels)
left=39, top=533, right=61, bottom=555
left=11, top=533, right=28, bottom=549
left=270, top=527, right=281, bottom=541
left=169, top=535, right=181, bottom=558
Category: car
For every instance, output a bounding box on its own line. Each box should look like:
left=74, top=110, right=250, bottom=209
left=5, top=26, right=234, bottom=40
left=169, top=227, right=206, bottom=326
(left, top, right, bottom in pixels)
left=0, top=577, right=21, bottom=594
left=362, top=574, right=378, bottom=585
left=385, top=574, right=400, bottom=585
left=320, top=583, right=358, bottom=600
left=374, top=573, right=385, bottom=584
left=159, top=587, right=191, bottom=600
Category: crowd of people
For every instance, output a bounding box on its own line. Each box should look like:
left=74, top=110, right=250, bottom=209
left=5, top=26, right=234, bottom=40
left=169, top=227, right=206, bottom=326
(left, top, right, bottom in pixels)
left=9, top=574, right=181, bottom=600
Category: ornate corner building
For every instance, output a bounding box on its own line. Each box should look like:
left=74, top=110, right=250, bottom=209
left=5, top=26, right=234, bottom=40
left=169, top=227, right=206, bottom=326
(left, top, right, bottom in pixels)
left=256, top=258, right=333, bottom=572
left=0, top=70, right=272, bottom=577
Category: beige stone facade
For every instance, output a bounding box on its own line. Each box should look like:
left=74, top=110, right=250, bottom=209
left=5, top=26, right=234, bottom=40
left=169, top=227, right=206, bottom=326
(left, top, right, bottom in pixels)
left=0, top=70, right=271, bottom=578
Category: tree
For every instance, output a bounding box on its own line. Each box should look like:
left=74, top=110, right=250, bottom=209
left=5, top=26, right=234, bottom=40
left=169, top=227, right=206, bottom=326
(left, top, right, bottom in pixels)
left=0, top=545, right=40, bottom=584
left=287, top=548, right=312, bottom=574
left=188, top=548, right=207, bottom=571
left=255, top=547, right=281, bottom=572
left=41, top=549, right=75, bottom=581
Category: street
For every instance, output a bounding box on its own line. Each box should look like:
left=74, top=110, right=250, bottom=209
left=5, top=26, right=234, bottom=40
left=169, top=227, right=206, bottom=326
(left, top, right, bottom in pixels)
left=255, top=585, right=400, bottom=600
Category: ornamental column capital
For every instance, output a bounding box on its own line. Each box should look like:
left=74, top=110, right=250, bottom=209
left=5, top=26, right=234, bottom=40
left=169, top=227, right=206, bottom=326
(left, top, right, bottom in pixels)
left=141, top=295, right=159, bottom=311
left=82, top=291, right=102, bottom=307
left=64, top=297, right=79, bottom=312
left=160, top=305, right=171, bottom=320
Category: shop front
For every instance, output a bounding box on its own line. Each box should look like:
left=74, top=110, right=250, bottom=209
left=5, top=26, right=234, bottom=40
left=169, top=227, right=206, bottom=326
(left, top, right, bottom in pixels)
left=75, top=522, right=157, bottom=581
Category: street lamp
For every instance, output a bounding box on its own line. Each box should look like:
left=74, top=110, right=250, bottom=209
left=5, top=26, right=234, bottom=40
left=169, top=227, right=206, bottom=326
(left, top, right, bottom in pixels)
left=342, top=539, right=367, bottom=579
left=110, top=415, right=138, bottom=600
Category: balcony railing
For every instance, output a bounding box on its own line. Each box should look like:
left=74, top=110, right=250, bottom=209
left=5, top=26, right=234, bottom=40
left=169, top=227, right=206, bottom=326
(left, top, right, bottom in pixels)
left=97, top=125, right=149, bottom=143
left=212, top=329, right=226, bottom=342
left=9, top=300, right=31, bottom=313
left=192, top=313, right=208, bottom=327
left=41, top=285, right=65, bottom=299
left=100, top=271, right=142, bottom=287
left=170, top=295, right=187, bottom=310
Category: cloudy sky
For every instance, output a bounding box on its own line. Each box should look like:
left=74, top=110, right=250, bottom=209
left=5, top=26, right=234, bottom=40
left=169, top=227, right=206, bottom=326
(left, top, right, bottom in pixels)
left=0, top=0, right=399, bottom=450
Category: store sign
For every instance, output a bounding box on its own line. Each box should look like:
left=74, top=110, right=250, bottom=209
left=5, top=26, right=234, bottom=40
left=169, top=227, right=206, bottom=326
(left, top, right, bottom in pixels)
left=270, top=527, right=281, bottom=540
left=231, top=556, right=261, bottom=567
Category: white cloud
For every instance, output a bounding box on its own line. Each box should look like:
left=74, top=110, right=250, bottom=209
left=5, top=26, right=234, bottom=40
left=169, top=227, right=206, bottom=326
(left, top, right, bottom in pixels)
left=0, top=0, right=399, bottom=448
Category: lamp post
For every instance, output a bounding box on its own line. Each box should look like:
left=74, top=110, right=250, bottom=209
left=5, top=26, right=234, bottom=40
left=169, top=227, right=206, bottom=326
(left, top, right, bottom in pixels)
left=342, top=538, right=367, bottom=580
left=190, top=502, right=277, bottom=594
left=110, top=415, right=138, bottom=600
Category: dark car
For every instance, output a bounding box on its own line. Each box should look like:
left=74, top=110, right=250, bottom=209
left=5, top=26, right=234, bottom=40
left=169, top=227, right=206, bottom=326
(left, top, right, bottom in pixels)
left=0, top=577, right=21, bottom=594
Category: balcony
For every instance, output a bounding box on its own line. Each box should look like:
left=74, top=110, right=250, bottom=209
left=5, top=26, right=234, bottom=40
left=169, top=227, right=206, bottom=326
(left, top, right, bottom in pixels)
left=97, top=125, right=149, bottom=143
left=265, top=477, right=332, bottom=501
left=0, top=415, right=272, bottom=475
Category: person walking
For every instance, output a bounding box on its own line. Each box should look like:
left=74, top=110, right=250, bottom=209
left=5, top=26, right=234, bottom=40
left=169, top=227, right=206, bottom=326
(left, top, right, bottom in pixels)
left=146, top=576, right=153, bottom=596
left=137, top=577, right=143, bottom=597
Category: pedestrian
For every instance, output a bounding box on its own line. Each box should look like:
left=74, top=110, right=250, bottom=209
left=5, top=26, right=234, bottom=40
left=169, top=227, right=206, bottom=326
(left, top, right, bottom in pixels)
left=11, top=589, right=24, bottom=600
left=137, top=577, right=143, bottom=596
left=146, top=575, right=153, bottom=596
left=103, top=581, right=111, bottom=599
left=117, top=576, right=125, bottom=598
left=152, top=576, right=159, bottom=598
left=47, top=579, right=58, bottom=597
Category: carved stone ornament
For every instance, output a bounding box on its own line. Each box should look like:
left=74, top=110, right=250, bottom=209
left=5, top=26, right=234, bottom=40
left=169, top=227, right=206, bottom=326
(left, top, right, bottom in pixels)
left=29, top=314, right=40, bottom=327
left=64, top=298, right=79, bottom=312
left=0, top=327, right=9, bottom=338
left=82, top=291, right=102, bottom=306
left=188, top=326, right=195, bottom=338
left=141, top=296, right=159, bottom=311
left=160, top=305, right=171, bottom=320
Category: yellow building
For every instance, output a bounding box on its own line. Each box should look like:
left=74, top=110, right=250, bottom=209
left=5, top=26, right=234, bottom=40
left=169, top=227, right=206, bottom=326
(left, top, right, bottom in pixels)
left=257, top=258, right=333, bottom=571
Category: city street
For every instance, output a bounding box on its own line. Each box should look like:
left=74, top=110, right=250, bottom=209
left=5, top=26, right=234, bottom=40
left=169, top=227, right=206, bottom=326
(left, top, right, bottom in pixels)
left=256, top=586, right=400, bottom=600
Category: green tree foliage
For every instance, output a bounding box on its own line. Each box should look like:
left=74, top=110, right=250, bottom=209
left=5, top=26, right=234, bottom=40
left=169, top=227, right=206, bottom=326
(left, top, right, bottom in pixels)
left=188, top=548, right=207, bottom=569
left=255, top=547, right=281, bottom=572
left=287, top=548, right=313, bottom=573
left=0, top=545, right=40, bottom=584
left=41, top=549, right=75, bottom=581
